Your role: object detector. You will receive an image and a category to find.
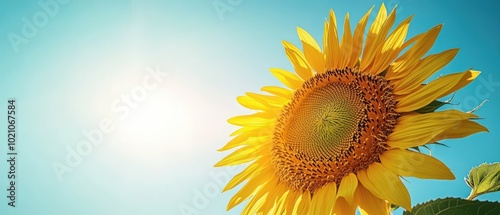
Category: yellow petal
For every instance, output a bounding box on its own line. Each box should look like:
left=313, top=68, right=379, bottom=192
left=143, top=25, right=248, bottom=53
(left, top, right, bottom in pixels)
left=243, top=176, right=281, bottom=214
left=370, top=16, right=412, bottom=74
left=355, top=183, right=390, bottom=215
left=214, top=144, right=264, bottom=167
left=363, top=3, right=387, bottom=56
left=282, top=190, right=299, bottom=215
left=339, top=13, right=353, bottom=68
left=236, top=95, right=268, bottom=110
left=218, top=133, right=249, bottom=151
left=360, top=3, right=390, bottom=71
left=388, top=121, right=452, bottom=147
left=384, top=33, right=423, bottom=80
left=261, top=86, right=293, bottom=99
left=270, top=68, right=303, bottom=90
left=227, top=112, right=275, bottom=126
left=435, top=120, right=488, bottom=140
left=325, top=9, right=341, bottom=69
left=229, top=124, right=274, bottom=137
left=297, top=27, right=325, bottom=73
left=397, top=109, right=478, bottom=125
left=349, top=7, right=372, bottom=67
left=270, top=188, right=290, bottom=214
left=332, top=197, right=356, bottom=215
left=380, top=149, right=455, bottom=179
left=259, top=182, right=287, bottom=214
left=292, top=192, right=311, bottom=215
left=388, top=110, right=478, bottom=148
left=297, top=27, right=321, bottom=51
left=388, top=24, right=442, bottom=80
left=396, top=70, right=480, bottom=112
left=437, top=70, right=480, bottom=97
left=227, top=171, right=272, bottom=210
left=282, top=41, right=314, bottom=80
left=223, top=161, right=261, bottom=191
left=399, top=31, right=423, bottom=52
left=357, top=163, right=412, bottom=211
left=246, top=92, right=288, bottom=108
left=309, top=182, right=336, bottom=214
left=393, top=49, right=459, bottom=95
left=218, top=133, right=271, bottom=151
left=380, top=16, right=411, bottom=55
left=336, top=172, right=358, bottom=204
left=241, top=191, right=268, bottom=215
left=322, top=20, right=328, bottom=63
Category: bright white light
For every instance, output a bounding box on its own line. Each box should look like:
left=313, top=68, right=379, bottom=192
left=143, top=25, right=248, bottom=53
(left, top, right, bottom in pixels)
left=120, top=93, right=191, bottom=144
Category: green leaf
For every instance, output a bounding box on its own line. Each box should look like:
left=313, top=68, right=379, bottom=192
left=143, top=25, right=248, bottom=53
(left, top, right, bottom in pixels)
left=427, top=142, right=448, bottom=148
left=465, top=162, right=500, bottom=200
left=390, top=203, right=400, bottom=211
left=415, top=100, right=447, bottom=114
left=403, top=198, right=500, bottom=215
left=409, top=142, right=448, bottom=155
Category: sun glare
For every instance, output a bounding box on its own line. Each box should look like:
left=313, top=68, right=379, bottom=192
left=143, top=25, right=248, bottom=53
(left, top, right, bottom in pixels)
left=120, top=93, right=191, bottom=143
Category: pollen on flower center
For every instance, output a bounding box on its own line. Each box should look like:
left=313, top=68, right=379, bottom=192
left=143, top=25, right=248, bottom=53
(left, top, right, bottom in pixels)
left=271, top=67, right=399, bottom=192
left=285, top=82, right=365, bottom=159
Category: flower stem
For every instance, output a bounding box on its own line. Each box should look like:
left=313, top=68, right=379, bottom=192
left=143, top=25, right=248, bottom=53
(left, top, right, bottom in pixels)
left=466, top=192, right=478, bottom=201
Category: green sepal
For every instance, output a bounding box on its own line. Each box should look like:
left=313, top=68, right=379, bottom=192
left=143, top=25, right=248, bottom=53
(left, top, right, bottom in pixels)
left=415, top=100, right=448, bottom=114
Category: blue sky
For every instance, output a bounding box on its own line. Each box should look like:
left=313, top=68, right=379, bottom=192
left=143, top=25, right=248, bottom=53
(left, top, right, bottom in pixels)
left=0, top=0, right=499, bottom=214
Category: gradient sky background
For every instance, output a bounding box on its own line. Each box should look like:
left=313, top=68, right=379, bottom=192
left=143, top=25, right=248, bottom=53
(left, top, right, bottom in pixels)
left=0, top=0, right=499, bottom=214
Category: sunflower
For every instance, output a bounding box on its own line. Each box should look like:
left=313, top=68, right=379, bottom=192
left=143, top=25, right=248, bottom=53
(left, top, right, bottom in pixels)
left=215, top=4, right=487, bottom=215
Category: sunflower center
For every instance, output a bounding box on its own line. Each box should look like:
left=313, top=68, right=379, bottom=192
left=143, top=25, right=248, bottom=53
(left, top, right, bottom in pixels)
left=271, top=67, right=399, bottom=192
left=285, top=83, right=365, bottom=159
